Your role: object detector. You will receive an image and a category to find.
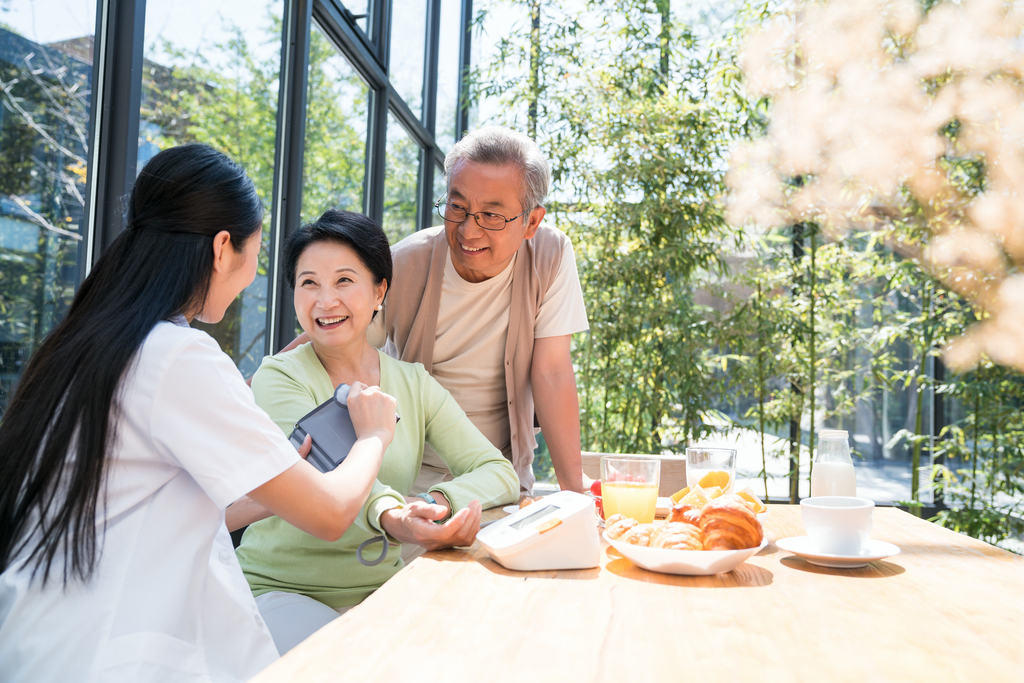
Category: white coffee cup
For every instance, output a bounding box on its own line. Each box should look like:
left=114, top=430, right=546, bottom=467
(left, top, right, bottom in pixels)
left=800, top=497, right=874, bottom=555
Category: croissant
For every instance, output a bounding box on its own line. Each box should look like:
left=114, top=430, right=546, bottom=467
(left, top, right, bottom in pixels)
left=665, top=503, right=701, bottom=527
left=605, top=515, right=638, bottom=540
left=624, top=525, right=654, bottom=547
left=719, top=493, right=757, bottom=513
left=699, top=497, right=763, bottom=550
left=650, top=522, right=703, bottom=550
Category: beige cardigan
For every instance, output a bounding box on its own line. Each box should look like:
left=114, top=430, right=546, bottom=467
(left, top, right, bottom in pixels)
left=380, top=225, right=568, bottom=492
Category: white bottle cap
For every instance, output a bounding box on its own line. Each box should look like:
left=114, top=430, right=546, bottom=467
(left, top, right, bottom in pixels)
left=818, top=429, right=849, bottom=438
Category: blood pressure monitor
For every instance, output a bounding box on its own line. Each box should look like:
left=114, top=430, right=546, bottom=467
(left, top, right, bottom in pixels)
left=477, top=491, right=600, bottom=571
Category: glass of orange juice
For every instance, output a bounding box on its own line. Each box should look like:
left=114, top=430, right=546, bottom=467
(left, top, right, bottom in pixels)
left=600, top=456, right=660, bottom=523
left=685, top=447, right=737, bottom=493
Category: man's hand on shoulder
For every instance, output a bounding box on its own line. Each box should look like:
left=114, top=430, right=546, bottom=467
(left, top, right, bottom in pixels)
left=279, top=332, right=311, bottom=354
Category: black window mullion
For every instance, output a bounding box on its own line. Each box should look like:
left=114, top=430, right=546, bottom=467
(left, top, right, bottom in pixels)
left=315, top=1, right=388, bottom=88
left=418, top=0, right=441, bottom=231
left=389, top=89, right=434, bottom=149
left=932, top=357, right=946, bottom=510
left=373, top=0, right=391, bottom=68
left=422, top=0, right=440, bottom=133
left=83, top=0, right=147, bottom=273
left=456, top=0, right=473, bottom=140
left=366, top=87, right=389, bottom=225
left=418, top=153, right=434, bottom=231
left=364, top=0, right=392, bottom=223
left=268, top=0, right=314, bottom=353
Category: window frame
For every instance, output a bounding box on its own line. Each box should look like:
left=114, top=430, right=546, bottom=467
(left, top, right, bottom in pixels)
left=77, top=0, right=470, bottom=356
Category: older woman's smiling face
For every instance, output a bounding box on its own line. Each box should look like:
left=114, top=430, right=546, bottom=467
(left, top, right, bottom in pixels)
left=293, top=240, right=387, bottom=350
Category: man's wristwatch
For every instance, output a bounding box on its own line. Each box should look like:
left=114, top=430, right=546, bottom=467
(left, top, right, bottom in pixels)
left=414, top=492, right=451, bottom=523
left=414, top=492, right=437, bottom=506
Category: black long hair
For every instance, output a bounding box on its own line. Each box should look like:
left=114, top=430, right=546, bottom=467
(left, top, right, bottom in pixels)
left=283, top=209, right=393, bottom=319
left=0, top=143, right=263, bottom=586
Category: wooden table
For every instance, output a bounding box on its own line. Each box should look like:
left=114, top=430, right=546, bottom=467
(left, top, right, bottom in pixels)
left=252, top=505, right=1024, bottom=682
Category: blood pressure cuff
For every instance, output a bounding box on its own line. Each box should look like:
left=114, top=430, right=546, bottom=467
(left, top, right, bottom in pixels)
left=289, top=384, right=399, bottom=565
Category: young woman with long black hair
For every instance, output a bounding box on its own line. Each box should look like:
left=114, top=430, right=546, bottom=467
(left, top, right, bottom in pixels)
left=0, top=144, right=397, bottom=682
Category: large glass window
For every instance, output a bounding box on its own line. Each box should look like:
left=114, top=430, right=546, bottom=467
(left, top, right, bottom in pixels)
left=138, top=0, right=283, bottom=377
left=383, top=112, right=420, bottom=242
left=0, top=0, right=465, bottom=402
left=0, top=1, right=95, bottom=414
left=301, top=21, right=370, bottom=223
left=468, top=0, right=526, bottom=128
left=388, top=0, right=427, bottom=117
left=434, top=0, right=461, bottom=151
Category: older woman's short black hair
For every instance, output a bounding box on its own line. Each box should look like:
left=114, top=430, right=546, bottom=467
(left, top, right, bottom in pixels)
left=283, top=210, right=393, bottom=315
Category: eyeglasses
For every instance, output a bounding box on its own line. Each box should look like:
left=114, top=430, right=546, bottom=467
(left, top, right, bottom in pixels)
left=434, top=195, right=532, bottom=231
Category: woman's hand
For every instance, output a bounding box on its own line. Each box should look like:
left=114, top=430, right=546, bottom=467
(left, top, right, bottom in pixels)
left=379, top=499, right=482, bottom=551
left=346, top=382, right=397, bottom=447
left=296, top=433, right=312, bottom=459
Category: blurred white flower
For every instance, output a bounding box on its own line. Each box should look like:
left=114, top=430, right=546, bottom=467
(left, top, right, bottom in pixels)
left=729, top=0, right=1024, bottom=371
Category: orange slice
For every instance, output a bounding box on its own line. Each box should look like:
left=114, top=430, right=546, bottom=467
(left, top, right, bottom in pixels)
left=670, top=486, right=691, bottom=504
left=737, top=489, right=767, bottom=514
left=704, top=486, right=724, bottom=500
left=698, top=470, right=732, bottom=491
left=680, top=484, right=710, bottom=509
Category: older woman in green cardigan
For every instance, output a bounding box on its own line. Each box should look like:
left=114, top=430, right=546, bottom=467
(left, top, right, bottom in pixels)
left=236, top=210, right=518, bottom=654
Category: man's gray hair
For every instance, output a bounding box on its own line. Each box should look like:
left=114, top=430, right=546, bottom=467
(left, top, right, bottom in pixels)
left=444, top=126, right=551, bottom=210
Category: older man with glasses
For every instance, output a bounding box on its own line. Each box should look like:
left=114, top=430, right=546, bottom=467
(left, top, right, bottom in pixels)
left=370, top=126, right=589, bottom=498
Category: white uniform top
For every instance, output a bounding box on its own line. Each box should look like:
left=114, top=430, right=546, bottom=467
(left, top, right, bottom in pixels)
left=0, top=322, right=300, bottom=683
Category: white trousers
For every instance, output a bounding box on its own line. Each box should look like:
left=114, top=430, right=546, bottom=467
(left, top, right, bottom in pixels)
left=254, top=591, right=352, bottom=655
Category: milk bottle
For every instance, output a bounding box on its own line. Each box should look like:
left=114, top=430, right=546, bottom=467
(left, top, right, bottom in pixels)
left=811, top=429, right=857, bottom=497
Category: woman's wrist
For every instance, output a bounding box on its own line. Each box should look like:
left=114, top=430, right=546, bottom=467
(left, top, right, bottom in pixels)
left=357, top=429, right=394, bottom=449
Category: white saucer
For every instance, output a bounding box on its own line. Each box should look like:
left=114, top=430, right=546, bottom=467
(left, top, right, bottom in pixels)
left=776, top=536, right=901, bottom=568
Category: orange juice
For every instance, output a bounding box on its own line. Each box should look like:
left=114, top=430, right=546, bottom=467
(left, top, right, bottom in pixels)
left=602, top=481, right=658, bottom=523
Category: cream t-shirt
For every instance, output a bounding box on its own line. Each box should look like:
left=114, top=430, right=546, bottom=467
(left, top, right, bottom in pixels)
left=406, top=238, right=590, bottom=476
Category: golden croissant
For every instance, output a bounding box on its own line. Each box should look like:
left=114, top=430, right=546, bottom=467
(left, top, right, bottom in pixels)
left=699, top=496, right=763, bottom=550
left=605, top=514, right=638, bottom=540
left=650, top=522, right=703, bottom=550
left=623, top=525, right=654, bottom=547
left=665, top=503, right=701, bottom=527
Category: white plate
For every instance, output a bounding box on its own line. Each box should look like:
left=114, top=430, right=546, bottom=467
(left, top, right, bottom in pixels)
left=502, top=505, right=520, bottom=514
left=776, top=536, right=901, bottom=568
left=655, top=497, right=769, bottom=518
left=604, top=527, right=768, bottom=576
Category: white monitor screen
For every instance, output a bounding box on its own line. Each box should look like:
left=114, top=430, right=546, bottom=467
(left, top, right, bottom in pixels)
left=510, top=503, right=561, bottom=531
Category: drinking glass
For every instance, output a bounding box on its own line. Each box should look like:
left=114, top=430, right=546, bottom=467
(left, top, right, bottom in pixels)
left=600, top=456, right=660, bottom=523
left=685, top=447, right=737, bottom=492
